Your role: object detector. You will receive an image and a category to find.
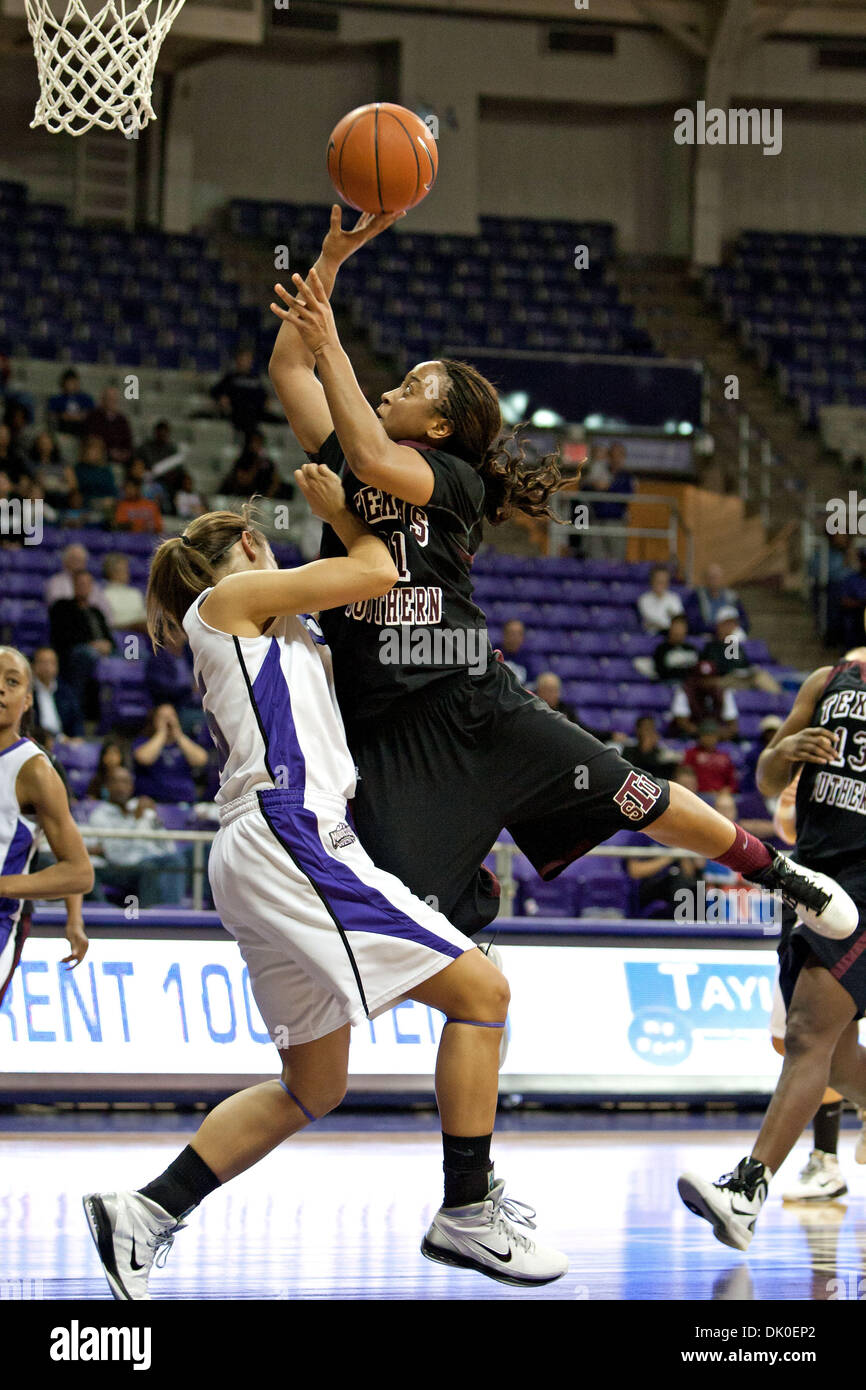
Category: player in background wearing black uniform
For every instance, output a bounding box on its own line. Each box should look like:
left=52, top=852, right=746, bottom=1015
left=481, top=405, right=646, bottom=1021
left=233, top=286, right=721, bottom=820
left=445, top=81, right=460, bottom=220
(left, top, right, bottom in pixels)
left=267, top=214, right=857, bottom=1218
left=679, top=645, right=866, bottom=1248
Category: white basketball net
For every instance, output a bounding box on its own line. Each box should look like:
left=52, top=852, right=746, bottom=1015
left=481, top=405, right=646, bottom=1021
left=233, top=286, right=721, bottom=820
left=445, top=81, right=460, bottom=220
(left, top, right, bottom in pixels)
left=25, top=0, right=187, bottom=137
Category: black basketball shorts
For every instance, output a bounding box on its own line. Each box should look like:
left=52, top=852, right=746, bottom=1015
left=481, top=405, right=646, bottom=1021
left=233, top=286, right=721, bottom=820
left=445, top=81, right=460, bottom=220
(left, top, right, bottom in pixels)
left=778, top=857, right=866, bottom=1020
left=345, top=660, right=670, bottom=937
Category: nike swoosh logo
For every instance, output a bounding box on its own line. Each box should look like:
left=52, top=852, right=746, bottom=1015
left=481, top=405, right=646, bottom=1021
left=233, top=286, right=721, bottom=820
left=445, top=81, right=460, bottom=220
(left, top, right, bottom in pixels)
left=129, top=1235, right=145, bottom=1271
left=472, top=1240, right=513, bottom=1263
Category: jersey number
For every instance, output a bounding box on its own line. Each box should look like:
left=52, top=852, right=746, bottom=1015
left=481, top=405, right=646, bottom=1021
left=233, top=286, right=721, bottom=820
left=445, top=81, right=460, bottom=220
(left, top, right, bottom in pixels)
left=387, top=532, right=411, bottom=582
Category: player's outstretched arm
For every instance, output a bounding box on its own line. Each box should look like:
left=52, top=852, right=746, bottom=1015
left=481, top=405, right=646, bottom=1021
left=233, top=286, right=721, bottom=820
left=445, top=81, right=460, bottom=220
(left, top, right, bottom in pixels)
left=201, top=464, right=397, bottom=633
left=756, top=667, right=837, bottom=798
left=273, top=265, right=435, bottom=506
left=1, top=758, right=94, bottom=901
left=268, top=205, right=405, bottom=454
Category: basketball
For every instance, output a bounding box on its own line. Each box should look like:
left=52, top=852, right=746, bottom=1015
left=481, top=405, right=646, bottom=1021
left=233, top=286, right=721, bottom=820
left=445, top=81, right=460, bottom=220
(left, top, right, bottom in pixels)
left=327, top=102, right=438, bottom=214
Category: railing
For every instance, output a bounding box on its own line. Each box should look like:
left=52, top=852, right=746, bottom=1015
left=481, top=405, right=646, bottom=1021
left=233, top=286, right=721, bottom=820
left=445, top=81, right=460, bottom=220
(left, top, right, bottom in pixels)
left=80, top=825, right=214, bottom=910
left=77, top=825, right=737, bottom=916
left=549, top=487, right=695, bottom=580
left=703, top=363, right=777, bottom=531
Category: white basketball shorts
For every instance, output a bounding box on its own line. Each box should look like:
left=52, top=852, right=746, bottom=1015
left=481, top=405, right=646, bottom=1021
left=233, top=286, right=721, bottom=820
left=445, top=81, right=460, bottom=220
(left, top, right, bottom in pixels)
left=208, top=786, right=474, bottom=1046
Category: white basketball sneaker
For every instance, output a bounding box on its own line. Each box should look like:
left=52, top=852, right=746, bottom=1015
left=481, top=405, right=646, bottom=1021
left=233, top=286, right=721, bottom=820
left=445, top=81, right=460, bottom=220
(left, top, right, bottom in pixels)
left=746, top=849, right=858, bottom=941
left=678, top=1157, right=770, bottom=1251
left=83, top=1190, right=185, bottom=1300
left=481, top=942, right=509, bottom=1069
left=422, top=1179, right=568, bottom=1286
left=782, top=1150, right=848, bottom=1202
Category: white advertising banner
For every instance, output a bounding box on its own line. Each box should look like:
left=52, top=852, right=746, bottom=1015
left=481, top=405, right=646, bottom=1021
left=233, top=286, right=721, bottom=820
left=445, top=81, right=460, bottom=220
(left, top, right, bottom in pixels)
left=1, top=937, right=790, bottom=1093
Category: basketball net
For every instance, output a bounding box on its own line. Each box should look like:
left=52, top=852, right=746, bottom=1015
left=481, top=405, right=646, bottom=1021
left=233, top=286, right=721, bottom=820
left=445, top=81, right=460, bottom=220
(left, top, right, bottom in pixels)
left=25, top=0, right=187, bottom=137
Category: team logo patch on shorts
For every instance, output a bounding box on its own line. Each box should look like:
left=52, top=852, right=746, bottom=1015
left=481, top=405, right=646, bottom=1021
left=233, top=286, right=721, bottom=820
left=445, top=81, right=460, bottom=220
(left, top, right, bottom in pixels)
left=328, top=821, right=356, bottom=850
left=614, top=770, right=662, bottom=822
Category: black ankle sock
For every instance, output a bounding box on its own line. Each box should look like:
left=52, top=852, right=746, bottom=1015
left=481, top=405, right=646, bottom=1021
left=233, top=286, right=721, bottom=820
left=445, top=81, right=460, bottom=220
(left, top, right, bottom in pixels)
left=442, top=1133, right=494, bottom=1208
left=814, top=1100, right=843, bottom=1156
left=138, top=1145, right=221, bottom=1220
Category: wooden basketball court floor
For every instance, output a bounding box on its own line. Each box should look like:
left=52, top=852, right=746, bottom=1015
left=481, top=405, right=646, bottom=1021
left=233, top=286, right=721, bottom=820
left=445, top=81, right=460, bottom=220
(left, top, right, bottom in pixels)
left=2, top=1112, right=866, bottom=1301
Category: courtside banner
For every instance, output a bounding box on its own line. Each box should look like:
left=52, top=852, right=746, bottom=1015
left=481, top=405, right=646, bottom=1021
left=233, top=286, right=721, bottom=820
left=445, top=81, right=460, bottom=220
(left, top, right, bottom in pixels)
left=2, top=938, right=787, bottom=1095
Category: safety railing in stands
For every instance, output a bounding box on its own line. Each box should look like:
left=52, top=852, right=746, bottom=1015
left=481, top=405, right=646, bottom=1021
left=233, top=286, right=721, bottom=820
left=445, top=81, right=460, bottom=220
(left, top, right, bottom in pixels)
left=548, top=488, right=695, bottom=580
left=76, top=827, right=737, bottom=915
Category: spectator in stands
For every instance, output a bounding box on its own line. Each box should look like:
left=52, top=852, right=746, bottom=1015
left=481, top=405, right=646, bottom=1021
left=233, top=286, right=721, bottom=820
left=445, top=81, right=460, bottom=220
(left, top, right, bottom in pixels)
left=173, top=469, right=207, bottom=520
left=810, top=532, right=853, bottom=646
left=44, top=543, right=113, bottom=622
left=713, top=786, right=775, bottom=841
left=500, top=618, right=530, bottom=685
left=584, top=440, right=634, bottom=561
left=86, top=766, right=189, bottom=909
left=840, top=547, right=866, bottom=648
left=132, top=704, right=208, bottom=803
left=102, top=553, right=147, bottom=632
left=84, top=386, right=133, bottom=465
left=701, top=606, right=781, bottom=694
left=638, top=565, right=684, bottom=634
left=28, top=430, right=76, bottom=509
left=219, top=432, right=285, bottom=499
left=127, top=455, right=168, bottom=509
left=694, top=563, right=746, bottom=632
left=30, top=645, right=84, bottom=740
left=653, top=614, right=699, bottom=683
left=0, top=422, right=27, bottom=486
left=143, top=648, right=201, bottom=735
left=656, top=615, right=738, bottom=736
left=621, top=715, right=678, bottom=781
left=76, top=434, right=118, bottom=508
left=683, top=720, right=738, bottom=794
left=626, top=841, right=705, bottom=920
left=211, top=348, right=267, bottom=435
left=4, top=399, right=34, bottom=455
left=669, top=761, right=700, bottom=796
left=137, top=420, right=178, bottom=470
left=49, top=570, right=116, bottom=720
left=16, top=476, right=57, bottom=523
left=86, top=736, right=129, bottom=801
left=113, top=476, right=163, bottom=534
left=47, top=369, right=94, bottom=437
left=534, top=671, right=578, bottom=723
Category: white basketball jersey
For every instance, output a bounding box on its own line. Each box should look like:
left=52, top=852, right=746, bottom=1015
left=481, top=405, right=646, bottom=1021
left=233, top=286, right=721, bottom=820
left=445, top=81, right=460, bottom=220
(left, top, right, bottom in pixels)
left=0, top=737, right=46, bottom=921
left=183, top=589, right=357, bottom=807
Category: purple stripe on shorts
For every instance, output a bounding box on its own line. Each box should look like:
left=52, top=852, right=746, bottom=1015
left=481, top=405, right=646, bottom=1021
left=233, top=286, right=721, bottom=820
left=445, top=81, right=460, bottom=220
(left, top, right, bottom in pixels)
left=259, top=790, right=463, bottom=961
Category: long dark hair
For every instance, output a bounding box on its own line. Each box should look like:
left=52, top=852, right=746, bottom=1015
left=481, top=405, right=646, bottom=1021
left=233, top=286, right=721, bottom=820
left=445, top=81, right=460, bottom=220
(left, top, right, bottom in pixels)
left=146, top=500, right=267, bottom=650
left=436, top=358, right=569, bottom=525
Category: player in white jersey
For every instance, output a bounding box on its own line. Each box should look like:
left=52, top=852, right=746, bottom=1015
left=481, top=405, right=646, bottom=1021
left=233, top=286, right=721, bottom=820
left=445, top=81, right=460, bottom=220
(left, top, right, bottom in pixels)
left=0, top=647, right=93, bottom=1006
left=83, top=472, right=569, bottom=1298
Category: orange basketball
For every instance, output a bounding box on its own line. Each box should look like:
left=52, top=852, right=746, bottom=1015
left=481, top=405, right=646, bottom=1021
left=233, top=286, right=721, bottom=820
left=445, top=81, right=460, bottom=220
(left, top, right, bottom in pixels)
left=327, top=102, right=438, bottom=214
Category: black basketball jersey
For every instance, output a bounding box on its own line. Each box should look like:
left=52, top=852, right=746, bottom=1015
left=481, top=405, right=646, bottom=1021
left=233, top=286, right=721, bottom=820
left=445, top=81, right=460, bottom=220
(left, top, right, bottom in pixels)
left=310, top=431, right=491, bottom=726
left=795, top=660, right=866, bottom=867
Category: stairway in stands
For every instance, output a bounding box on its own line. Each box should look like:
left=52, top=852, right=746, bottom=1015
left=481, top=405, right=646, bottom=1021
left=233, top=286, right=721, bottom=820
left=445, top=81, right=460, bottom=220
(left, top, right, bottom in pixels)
left=613, top=257, right=842, bottom=533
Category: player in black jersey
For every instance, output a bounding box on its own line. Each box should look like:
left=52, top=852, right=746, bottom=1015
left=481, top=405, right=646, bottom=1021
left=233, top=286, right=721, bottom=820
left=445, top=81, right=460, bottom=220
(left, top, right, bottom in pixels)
left=267, top=209, right=856, bottom=964
left=680, top=648, right=866, bottom=1248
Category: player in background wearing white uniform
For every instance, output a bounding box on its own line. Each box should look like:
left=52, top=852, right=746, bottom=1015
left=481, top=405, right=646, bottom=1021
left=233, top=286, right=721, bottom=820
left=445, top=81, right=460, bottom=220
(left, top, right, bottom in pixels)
left=0, top=647, right=92, bottom=1007
left=83, top=477, right=569, bottom=1299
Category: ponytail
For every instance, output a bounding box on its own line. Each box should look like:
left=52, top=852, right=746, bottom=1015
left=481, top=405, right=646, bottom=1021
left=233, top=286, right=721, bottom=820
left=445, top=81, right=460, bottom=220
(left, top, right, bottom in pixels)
left=146, top=499, right=267, bottom=649
left=436, top=358, right=568, bottom=525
